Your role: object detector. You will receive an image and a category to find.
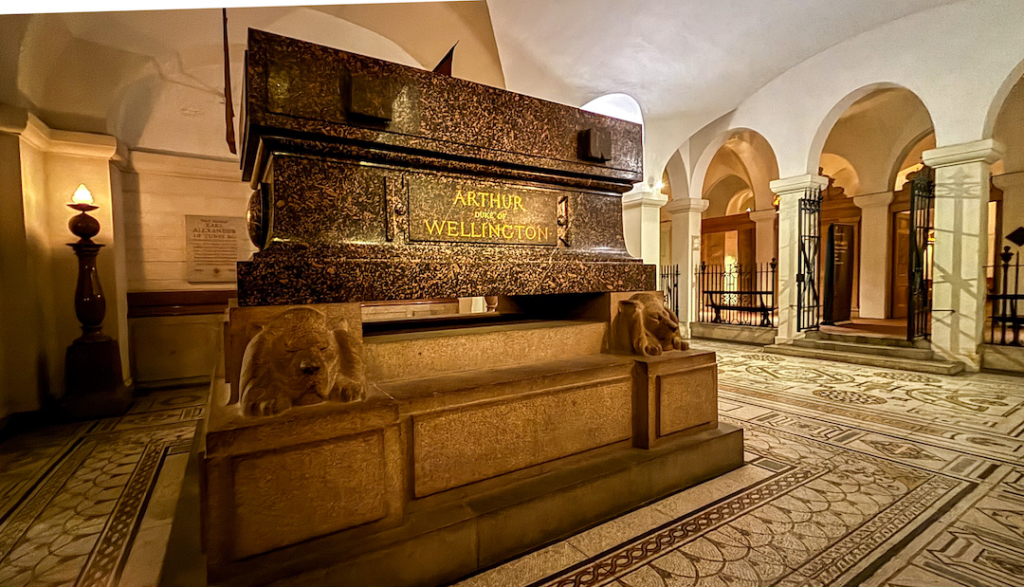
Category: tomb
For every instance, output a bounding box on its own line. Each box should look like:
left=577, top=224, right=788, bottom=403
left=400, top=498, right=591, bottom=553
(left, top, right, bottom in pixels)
left=201, top=29, right=743, bottom=587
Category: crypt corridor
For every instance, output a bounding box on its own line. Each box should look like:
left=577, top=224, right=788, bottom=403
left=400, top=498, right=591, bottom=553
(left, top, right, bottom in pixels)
left=3, top=1, right=1024, bottom=586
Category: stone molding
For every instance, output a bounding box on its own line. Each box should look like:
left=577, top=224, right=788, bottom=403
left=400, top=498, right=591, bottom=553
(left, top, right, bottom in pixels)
left=622, top=185, right=669, bottom=211
left=664, top=197, right=709, bottom=215
left=992, top=171, right=1024, bottom=190
left=769, top=174, right=828, bottom=196
left=748, top=209, right=777, bottom=222
left=0, top=105, right=117, bottom=160
left=853, top=191, right=895, bottom=210
left=130, top=150, right=244, bottom=183
left=922, top=138, right=1004, bottom=168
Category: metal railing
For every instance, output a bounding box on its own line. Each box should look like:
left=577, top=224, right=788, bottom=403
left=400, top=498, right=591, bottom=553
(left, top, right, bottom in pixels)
left=695, top=260, right=778, bottom=327
left=989, top=246, right=1023, bottom=346
left=660, top=264, right=680, bottom=318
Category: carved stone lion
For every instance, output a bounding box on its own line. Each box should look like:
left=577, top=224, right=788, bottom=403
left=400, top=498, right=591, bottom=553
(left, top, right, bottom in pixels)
left=614, top=293, right=689, bottom=356
left=240, top=308, right=365, bottom=417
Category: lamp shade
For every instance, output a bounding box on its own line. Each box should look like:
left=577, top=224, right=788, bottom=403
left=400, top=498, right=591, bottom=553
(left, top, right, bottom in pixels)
left=72, top=184, right=94, bottom=205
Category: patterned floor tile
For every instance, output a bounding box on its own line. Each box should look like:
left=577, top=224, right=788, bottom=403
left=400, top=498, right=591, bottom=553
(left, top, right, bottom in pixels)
left=0, top=386, right=205, bottom=587
left=452, top=341, right=1024, bottom=587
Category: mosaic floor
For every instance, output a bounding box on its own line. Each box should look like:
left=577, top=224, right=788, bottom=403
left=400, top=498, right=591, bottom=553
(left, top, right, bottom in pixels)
left=452, top=341, right=1024, bottom=587
left=1, top=342, right=1022, bottom=587
left=0, top=386, right=205, bottom=587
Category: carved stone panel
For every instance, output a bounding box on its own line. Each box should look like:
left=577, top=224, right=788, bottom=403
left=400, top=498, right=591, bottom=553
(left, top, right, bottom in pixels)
left=232, top=432, right=387, bottom=559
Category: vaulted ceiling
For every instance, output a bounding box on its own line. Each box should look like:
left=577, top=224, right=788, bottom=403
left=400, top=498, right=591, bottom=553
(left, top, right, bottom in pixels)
left=0, top=0, right=964, bottom=163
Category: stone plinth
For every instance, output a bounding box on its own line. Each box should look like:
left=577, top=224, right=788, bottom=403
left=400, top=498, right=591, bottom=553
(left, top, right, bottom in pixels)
left=201, top=293, right=743, bottom=587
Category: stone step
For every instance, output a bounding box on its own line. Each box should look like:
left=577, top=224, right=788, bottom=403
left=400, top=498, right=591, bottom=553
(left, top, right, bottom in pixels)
left=363, top=319, right=608, bottom=382
left=790, top=338, right=935, bottom=360
left=806, top=329, right=929, bottom=349
left=763, top=343, right=965, bottom=375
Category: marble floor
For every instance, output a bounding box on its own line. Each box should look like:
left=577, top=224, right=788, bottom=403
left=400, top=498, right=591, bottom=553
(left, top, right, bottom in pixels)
left=1, top=342, right=1023, bottom=587
left=0, top=386, right=206, bottom=587
left=452, top=341, right=1024, bottom=587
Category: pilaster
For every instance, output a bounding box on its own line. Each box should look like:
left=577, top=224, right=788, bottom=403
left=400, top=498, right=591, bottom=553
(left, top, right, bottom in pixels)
left=748, top=209, right=777, bottom=264
left=853, top=192, right=895, bottom=319
left=923, top=138, right=1004, bottom=370
left=665, top=197, right=708, bottom=336
left=622, top=183, right=669, bottom=271
left=769, top=174, right=829, bottom=344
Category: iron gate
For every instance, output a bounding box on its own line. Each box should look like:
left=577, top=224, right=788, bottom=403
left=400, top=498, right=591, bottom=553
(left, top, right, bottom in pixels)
left=907, top=170, right=935, bottom=340
left=660, top=264, right=680, bottom=319
left=797, top=186, right=823, bottom=332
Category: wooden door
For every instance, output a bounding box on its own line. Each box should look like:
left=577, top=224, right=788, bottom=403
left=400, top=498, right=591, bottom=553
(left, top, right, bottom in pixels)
left=891, top=211, right=910, bottom=319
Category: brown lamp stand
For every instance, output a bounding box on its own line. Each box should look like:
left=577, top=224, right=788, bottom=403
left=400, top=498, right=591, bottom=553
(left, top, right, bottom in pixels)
left=61, top=201, right=131, bottom=420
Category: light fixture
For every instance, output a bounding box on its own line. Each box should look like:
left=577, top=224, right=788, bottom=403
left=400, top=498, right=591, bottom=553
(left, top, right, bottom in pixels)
left=71, top=184, right=94, bottom=205
left=62, top=184, right=131, bottom=419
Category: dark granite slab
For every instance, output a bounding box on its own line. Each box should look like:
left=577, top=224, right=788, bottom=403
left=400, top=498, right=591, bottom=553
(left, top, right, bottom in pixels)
left=238, top=30, right=652, bottom=306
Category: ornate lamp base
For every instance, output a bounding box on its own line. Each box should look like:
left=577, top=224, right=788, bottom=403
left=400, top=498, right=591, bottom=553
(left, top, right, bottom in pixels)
left=62, top=337, right=131, bottom=420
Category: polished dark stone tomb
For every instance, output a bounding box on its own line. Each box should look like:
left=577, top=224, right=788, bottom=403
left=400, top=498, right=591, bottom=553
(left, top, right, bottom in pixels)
left=238, top=29, right=652, bottom=306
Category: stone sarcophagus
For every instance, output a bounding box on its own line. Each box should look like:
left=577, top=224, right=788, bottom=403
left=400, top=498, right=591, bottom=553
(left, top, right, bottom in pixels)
left=200, top=29, right=742, bottom=587
left=237, top=29, right=653, bottom=306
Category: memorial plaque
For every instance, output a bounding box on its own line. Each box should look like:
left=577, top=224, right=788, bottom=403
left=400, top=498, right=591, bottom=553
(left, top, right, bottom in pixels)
left=408, top=177, right=559, bottom=246
left=186, top=215, right=248, bottom=283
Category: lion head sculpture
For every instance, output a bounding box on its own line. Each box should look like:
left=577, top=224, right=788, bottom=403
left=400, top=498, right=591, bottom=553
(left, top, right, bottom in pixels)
left=614, top=293, right=689, bottom=356
left=239, top=308, right=365, bottom=417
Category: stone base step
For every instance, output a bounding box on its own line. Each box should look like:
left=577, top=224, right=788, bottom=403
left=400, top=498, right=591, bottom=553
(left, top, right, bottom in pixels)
left=807, top=329, right=930, bottom=349
left=764, top=343, right=965, bottom=375
left=790, top=338, right=935, bottom=360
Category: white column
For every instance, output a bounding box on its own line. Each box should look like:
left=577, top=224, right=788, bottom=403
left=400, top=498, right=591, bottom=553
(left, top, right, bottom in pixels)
left=665, top=197, right=708, bottom=337
left=769, top=174, right=829, bottom=344
left=622, top=183, right=668, bottom=271
left=749, top=209, right=777, bottom=264
left=923, top=139, right=1003, bottom=370
left=853, top=192, right=894, bottom=319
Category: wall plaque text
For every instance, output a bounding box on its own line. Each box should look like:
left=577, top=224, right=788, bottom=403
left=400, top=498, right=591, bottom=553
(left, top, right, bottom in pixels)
left=186, top=215, right=249, bottom=283
left=408, top=177, right=558, bottom=246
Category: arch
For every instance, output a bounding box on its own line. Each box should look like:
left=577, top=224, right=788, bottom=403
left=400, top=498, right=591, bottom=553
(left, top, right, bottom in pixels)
left=663, top=150, right=690, bottom=201
left=888, top=129, right=935, bottom=191
left=983, top=57, right=1024, bottom=142
left=819, top=153, right=860, bottom=197
left=991, top=70, right=1024, bottom=175
left=813, top=84, right=934, bottom=196
left=704, top=174, right=751, bottom=219
left=725, top=190, right=755, bottom=216
left=691, top=127, right=779, bottom=212
left=807, top=82, right=908, bottom=176
left=580, top=93, right=644, bottom=125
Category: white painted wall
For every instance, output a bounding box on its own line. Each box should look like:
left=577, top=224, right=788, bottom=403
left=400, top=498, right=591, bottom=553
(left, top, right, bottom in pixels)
left=124, top=151, right=253, bottom=292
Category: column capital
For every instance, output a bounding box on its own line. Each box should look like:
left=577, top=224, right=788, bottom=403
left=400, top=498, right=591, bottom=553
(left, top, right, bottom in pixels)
left=853, top=191, right=894, bottom=210
left=622, top=184, right=669, bottom=211
left=748, top=209, right=777, bottom=223
left=923, top=138, right=1004, bottom=168
left=993, top=171, right=1024, bottom=191
left=769, top=174, right=828, bottom=196
left=664, top=197, right=708, bottom=215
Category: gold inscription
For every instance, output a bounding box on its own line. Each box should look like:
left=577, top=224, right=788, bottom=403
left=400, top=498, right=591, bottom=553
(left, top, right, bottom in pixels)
left=409, top=180, right=558, bottom=246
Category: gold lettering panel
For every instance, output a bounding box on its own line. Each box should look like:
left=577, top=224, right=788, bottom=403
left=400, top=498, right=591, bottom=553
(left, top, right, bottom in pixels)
left=408, top=176, right=559, bottom=246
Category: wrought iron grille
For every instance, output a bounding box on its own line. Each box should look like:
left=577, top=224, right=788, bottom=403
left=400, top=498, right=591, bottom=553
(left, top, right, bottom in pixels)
left=695, top=259, right=778, bottom=327
left=797, top=186, right=823, bottom=332
left=907, top=171, right=935, bottom=341
left=660, top=264, right=680, bottom=319
left=989, top=246, right=1023, bottom=346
